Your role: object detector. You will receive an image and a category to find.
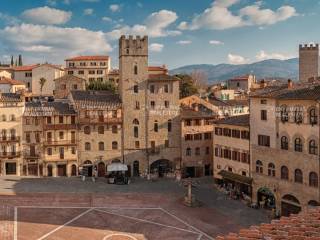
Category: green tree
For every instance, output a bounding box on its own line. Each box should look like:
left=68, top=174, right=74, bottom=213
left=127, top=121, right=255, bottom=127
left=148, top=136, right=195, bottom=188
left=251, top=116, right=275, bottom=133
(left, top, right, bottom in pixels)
left=18, top=54, right=23, bottom=66
left=176, top=74, right=199, bottom=99
left=10, top=56, right=14, bottom=66
left=86, top=80, right=117, bottom=93
left=39, top=77, right=47, bottom=95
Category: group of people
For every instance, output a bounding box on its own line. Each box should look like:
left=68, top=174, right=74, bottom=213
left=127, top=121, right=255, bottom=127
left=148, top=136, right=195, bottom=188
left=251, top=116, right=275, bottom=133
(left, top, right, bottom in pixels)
left=79, top=166, right=98, bottom=182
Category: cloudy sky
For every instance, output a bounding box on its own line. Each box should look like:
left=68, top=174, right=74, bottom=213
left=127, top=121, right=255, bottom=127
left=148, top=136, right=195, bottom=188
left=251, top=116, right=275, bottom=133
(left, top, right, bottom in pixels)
left=0, top=0, right=318, bottom=68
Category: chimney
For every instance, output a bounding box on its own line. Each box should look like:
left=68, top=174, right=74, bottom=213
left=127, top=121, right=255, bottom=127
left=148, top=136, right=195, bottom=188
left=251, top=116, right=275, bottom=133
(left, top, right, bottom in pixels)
left=288, top=79, right=293, bottom=89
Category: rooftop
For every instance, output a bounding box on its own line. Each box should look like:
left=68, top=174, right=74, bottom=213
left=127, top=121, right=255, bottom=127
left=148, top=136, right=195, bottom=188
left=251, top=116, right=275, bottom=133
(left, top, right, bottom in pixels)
left=0, top=93, right=22, bottom=102
left=65, top=56, right=109, bottom=61
left=0, top=77, right=25, bottom=85
left=54, top=75, right=86, bottom=82
left=148, top=74, right=180, bottom=82
left=24, top=101, right=76, bottom=116
left=217, top=207, right=320, bottom=240
left=13, top=64, right=40, bottom=71
left=215, top=114, right=250, bottom=126
left=181, top=106, right=215, bottom=119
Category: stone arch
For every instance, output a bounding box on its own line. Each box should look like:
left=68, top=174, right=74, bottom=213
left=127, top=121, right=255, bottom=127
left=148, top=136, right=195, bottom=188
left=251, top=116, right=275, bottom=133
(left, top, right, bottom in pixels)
left=150, top=159, right=173, bottom=177
left=133, top=160, right=139, bottom=177
left=307, top=105, right=318, bottom=125
left=257, top=187, right=276, bottom=209
left=71, top=164, right=77, bottom=176
left=281, top=194, right=301, bottom=216
left=308, top=200, right=320, bottom=207
left=47, top=164, right=53, bottom=177
left=97, top=162, right=106, bottom=177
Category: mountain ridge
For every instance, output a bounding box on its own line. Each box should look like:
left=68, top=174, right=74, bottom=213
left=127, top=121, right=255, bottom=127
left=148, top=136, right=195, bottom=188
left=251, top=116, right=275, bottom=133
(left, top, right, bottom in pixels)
left=170, top=58, right=299, bottom=83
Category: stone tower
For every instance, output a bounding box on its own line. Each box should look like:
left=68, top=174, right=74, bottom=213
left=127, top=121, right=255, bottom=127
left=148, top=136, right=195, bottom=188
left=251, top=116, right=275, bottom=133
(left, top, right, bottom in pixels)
left=299, top=43, right=319, bottom=82
left=119, top=35, right=149, bottom=174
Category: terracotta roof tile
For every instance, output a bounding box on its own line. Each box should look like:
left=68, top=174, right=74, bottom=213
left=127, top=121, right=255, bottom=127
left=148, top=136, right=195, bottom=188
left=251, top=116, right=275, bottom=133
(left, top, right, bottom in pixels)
left=65, top=56, right=109, bottom=61
left=148, top=74, right=179, bottom=82
left=13, top=64, right=40, bottom=71
left=0, top=77, right=25, bottom=85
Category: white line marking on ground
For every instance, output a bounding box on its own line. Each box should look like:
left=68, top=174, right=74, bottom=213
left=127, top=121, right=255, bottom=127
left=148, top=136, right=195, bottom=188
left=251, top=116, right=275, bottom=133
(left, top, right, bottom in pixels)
left=94, top=208, right=200, bottom=235
left=14, top=207, right=17, bottom=240
left=197, top=234, right=203, bottom=240
left=103, top=233, right=138, bottom=240
left=16, top=206, right=162, bottom=210
left=160, top=208, right=214, bottom=240
left=36, top=208, right=93, bottom=240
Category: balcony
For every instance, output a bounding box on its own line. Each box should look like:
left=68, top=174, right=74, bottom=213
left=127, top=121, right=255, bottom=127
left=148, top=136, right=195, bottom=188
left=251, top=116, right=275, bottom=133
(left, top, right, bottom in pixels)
left=79, top=117, right=122, bottom=125
left=23, top=152, right=40, bottom=159
left=0, top=136, right=21, bottom=143
left=0, top=151, right=21, bottom=158
left=43, top=140, right=77, bottom=146
left=43, top=124, right=77, bottom=131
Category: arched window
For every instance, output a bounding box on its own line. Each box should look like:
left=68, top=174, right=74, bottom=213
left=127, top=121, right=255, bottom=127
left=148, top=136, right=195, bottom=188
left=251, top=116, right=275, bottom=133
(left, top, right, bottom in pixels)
left=10, top=114, right=16, bottom=121
left=168, top=119, right=172, bottom=132
left=98, top=142, right=104, bottom=151
left=98, top=126, right=104, bottom=134
left=112, top=141, right=118, bottom=150
left=10, top=129, right=16, bottom=138
left=133, top=84, right=138, bottom=93
left=84, top=126, right=90, bottom=134
left=112, top=125, right=118, bottom=133
left=256, top=160, right=263, bottom=174
left=2, top=115, right=6, bottom=121
left=186, top=147, right=191, bottom=156
left=294, top=138, right=303, bottom=152
left=133, top=119, right=139, bottom=125
left=309, top=172, right=318, bottom=187
left=309, top=140, right=318, bottom=155
left=268, top=163, right=275, bottom=177
left=134, top=65, right=138, bottom=75
left=134, top=126, right=139, bottom=138
left=309, top=108, right=317, bottom=125
left=154, top=120, right=158, bottom=132
left=294, top=169, right=303, bottom=183
left=85, top=142, right=91, bottom=150
left=281, top=136, right=288, bottom=150
left=280, top=105, right=288, bottom=122
left=281, top=166, right=289, bottom=180
left=294, top=106, right=303, bottom=124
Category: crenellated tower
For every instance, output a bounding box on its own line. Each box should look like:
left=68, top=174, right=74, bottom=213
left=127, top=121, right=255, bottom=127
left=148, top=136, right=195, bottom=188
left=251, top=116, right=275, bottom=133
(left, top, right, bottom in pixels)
left=299, top=43, right=319, bottom=82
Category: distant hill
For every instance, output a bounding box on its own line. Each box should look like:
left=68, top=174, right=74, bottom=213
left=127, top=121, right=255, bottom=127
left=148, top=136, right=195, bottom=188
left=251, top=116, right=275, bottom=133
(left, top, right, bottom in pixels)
left=170, top=58, right=299, bottom=83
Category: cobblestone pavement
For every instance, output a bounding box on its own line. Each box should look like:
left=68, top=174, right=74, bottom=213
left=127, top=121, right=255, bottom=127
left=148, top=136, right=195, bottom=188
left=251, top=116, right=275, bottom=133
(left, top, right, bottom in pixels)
left=0, top=176, right=269, bottom=239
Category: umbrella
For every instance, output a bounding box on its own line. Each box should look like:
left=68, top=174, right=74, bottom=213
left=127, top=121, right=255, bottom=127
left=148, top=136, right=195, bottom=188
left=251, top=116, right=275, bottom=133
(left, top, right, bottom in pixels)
left=107, top=163, right=128, bottom=172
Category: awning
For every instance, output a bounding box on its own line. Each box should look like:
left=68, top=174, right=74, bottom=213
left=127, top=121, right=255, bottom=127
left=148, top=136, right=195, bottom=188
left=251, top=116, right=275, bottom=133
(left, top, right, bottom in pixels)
left=107, top=163, right=128, bottom=172
left=218, top=170, right=253, bottom=185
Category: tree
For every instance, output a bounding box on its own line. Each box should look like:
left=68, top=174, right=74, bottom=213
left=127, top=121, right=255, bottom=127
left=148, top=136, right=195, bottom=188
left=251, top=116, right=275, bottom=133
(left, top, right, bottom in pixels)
left=15, top=59, right=18, bottom=66
left=86, top=80, right=117, bottom=93
left=190, top=70, right=208, bottom=91
left=18, top=54, right=23, bottom=66
left=39, top=77, right=47, bottom=95
left=176, top=74, right=199, bottom=99
left=10, top=56, right=14, bottom=66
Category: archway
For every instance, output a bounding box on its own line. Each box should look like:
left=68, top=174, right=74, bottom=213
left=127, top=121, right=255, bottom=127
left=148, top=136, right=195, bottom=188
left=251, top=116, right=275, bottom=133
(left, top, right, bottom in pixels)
left=83, top=160, right=93, bottom=177
left=257, top=187, right=275, bottom=210
left=150, top=159, right=173, bottom=177
left=308, top=200, right=320, bottom=207
left=47, top=164, right=53, bottom=177
left=98, top=162, right=106, bottom=177
left=281, top=194, right=301, bottom=216
left=71, top=164, right=77, bottom=176
left=133, top=160, right=139, bottom=177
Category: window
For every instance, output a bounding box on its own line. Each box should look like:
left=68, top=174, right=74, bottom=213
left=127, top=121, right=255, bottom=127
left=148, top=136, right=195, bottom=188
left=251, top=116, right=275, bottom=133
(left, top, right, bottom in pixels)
left=25, top=72, right=32, bottom=77
left=204, top=132, right=212, bottom=140
left=241, top=152, right=249, bottom=163
left=165, top=140, right=169, bottom=148
left=78, top=70, right=84, bottom=75
left=47, top=117, right=52, bottom=124
left=261, top=110, right=267, bottom=120
left=134, top=126, right=139, bottom=138
left=309, top=140, right=318, bottom=155
left=85, top=142, right=91, bottom=150
left=150, top=85, right=155, bottom=93
left=185, top=120, right=192, bottom=126
left=97, top=70, right=103, bottom=74
left=194, top=119, right=201, bottom=126
left=309, top=108, right=317, bottom=125
left=241, top=130, right=250, bottom=140
left=260, top=99, right=267, bottom=104
left=281, top=136, right=288, bottom=150
left=73, top=84, right=78, bottom=90
left=164, top=101, right=169, bottom=108
left=59, top=147, right=64, bottom=159
left=71, top=147, right=76, bottom=155
left=195, top=147, right=200, bottom=155
left=134, top=65, right=138, bottom=75
left=258, top=135, right=270, bottom=147
left=84, top=126, right=90, bottom=134
left=97, top=77, right=103, bottom=82
left=67, top=71, right=73, bottom=75
left=168, top=120, right=172, bottom=132
left=185, top=134, right=193, bottom=141
left=150, top=101, right=155, bottom=109
left=98, top=126, right=104, bottom=134
left=223, top=128, right=231, bottom=137
left=26, top=132, right=31, bottom=143
left=309, top=172, right=318, bottom=187
left=223, top=149, right=231, bottom=159
left=10, top=129, right=16, bottom=139
left=135, top=141, right=140, bottom=148
left=59, top=116, right=63, bottom=124
left=194, top=133, right=202, bottom=140
left=294, top=107, right=303, bottom=124
left=98, top=142, right=104, bottom=151
left=186, top=148, right=191, bottom=156
left=112, top=141, right=118, bottom=150
left=294, top=138, right=303, bottom=152
left=231, top=129, right=240, bottom=138
left=90, top=62, right=97, bottom=66
left=133, top=84, right=139, bottom=93
left=256, top=160, right=263, bottom=174
left=112, top=125, right=118, bottom=134
left=10, top=114, right=15, bottom=121
left=215, top=127, right=223, bottom=136
left=267, top=163, right=275, bottom=177
left=280, top=105, right=288, bottom=122
left=59, top=131, right=64, bottom=140
left=88, top=70, right=95, bottom=75
left=294, top=169, right=303, bottom=183
left=164, top=84, right=169, bottom=93
left=154, top=120, right=158, bottom=132
left=232, top=151, right=240, bottom=161
left=71, top=116, right=76, bottom=124
left=206, top=147, right=210, bottom=155
left=135, top=101, right=140, bottom=110
left=35, top=132, right=40, bottom=143
left=281, top=166, right=289, bottom=180
left=47, top=148, right=52, bottom=155
left=1, top=114, right=6, bottom=122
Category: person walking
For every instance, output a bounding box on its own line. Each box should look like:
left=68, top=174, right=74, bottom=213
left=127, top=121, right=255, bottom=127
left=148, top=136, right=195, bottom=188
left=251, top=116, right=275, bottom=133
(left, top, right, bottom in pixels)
left=92, top=166, right=97, bottom=182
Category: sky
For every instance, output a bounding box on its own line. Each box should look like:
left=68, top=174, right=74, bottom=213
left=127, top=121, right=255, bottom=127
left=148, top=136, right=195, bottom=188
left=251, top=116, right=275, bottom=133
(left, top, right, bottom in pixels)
left=0, top=0, right=318, bottom=69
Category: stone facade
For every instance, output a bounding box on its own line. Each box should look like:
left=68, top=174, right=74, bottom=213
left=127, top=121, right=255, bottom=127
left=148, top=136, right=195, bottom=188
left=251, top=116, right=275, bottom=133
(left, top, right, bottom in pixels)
left=299, top=43, right=319, bottom=82
left=54, top=75, right=86, bottom=99
left=228, top=74, right=256, bottom=92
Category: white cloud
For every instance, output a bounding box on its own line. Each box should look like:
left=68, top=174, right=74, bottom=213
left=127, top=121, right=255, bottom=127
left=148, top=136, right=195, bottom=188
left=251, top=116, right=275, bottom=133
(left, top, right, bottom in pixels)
left=109, top=4, right=121, bottom=12
left=83, top=8, right=94, bottom=15
left=228, top=53, right=249, bottom=64
left=0, top=23, right=112, bottom=62
left=107, top=10, right=180, bottom=39
left=22, top=6, right=72, bottom=25
left=256, top=50, right=293, bottom=61
left=209, top=40, right=224, bottom=45
left=149, top=43, right=164, bottom=52
left=102, top=16, right=112, bottom=22
left=177, top=40, right=192, bottom=45
left=178, top=0, right=296, bottom=30
left=46, top=0, right=57, bottom=6
left=0, top=12, right=20, bottom=25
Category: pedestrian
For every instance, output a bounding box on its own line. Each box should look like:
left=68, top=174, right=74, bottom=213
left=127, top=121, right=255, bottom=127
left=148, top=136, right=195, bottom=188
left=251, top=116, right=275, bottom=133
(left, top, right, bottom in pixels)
left=92, top=166, right=97, bottom=182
